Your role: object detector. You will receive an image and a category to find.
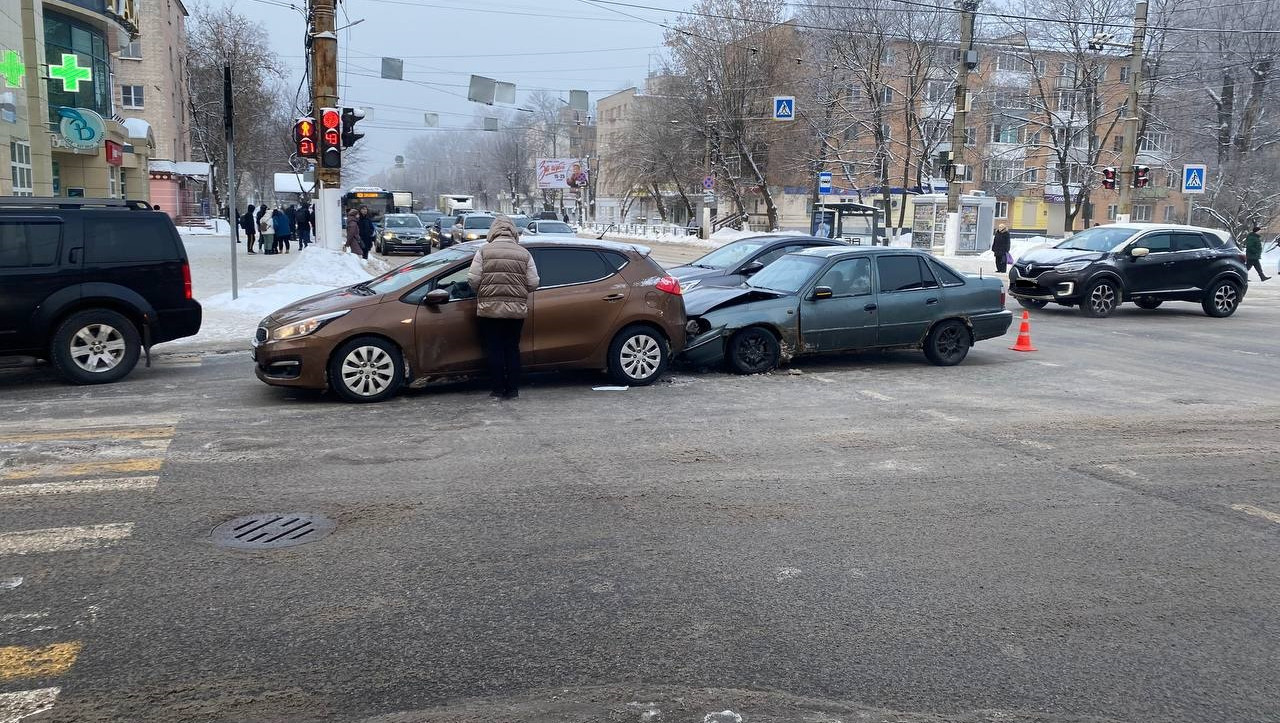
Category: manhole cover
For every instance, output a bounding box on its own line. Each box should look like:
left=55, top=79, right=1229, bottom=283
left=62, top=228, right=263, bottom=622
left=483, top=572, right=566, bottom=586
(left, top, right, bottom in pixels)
left=212, top=513, right=335, bottom=550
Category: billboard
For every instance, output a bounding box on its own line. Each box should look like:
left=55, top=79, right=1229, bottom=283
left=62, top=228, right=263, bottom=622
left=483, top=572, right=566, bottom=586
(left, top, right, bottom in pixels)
left=536, top=158, right=590, bottom=189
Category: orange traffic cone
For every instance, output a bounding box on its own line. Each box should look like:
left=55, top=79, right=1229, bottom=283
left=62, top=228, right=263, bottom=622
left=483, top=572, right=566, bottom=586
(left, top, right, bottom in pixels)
left=1009, top=310, right=1037, bottom=352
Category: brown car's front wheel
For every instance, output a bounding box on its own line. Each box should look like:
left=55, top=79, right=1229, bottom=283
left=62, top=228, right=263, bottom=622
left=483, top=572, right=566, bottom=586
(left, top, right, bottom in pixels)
left=328, top=336, right=405, bottom=403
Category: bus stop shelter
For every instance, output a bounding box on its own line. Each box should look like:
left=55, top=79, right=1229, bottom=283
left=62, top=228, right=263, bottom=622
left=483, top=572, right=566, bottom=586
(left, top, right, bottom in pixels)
left=810, top=201, right=884, bottom=245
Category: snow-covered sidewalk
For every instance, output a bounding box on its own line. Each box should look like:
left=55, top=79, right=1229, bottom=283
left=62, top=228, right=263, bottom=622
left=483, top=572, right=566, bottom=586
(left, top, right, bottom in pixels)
left=166, top=235, right=393, bottom=353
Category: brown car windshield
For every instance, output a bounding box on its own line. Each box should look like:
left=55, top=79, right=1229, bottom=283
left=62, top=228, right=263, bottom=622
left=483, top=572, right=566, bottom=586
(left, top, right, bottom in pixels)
left=361, top=248, right=472, bottom=295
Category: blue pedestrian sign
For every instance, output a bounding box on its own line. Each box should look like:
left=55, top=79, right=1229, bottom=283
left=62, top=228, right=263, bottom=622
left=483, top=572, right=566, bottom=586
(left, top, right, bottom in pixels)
left=773, top=96, right=795, bottom=121
left=818, top=172, right=832, bottom=194
left=1182, top=164, right=1207, bottom=194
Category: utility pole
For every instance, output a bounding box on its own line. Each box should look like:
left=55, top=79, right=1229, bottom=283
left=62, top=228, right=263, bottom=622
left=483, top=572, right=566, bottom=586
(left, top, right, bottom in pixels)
left=701, top=117, right=711, bottom=240
left=309, top=0, right=341, bottom=248
left=1116, top=0, right=1148, bottom=218
left=946, top=0, right=979, bottom=215
left=223, top=64, right=238, bottom=300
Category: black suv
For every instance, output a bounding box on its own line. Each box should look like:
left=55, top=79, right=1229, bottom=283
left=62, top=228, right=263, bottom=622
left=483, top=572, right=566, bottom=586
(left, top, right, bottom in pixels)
left=1009, top=224, right=1249, bottom=318
left=0, top=198, right=202, bottom=383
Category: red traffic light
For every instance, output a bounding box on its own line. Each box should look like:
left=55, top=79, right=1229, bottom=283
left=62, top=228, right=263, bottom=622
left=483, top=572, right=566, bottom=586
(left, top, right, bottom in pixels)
left=321, top=109, right=341, bottom=129
left=1101, top=166, right=1117, bottom=190
left=319, top=107, right=342, bottom=169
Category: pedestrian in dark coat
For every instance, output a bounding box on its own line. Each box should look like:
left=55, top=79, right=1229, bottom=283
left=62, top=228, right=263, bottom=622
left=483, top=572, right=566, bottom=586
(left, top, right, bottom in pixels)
left=357, top=206, right=376, bottom=256
left=1244, top=226, right=1270, bottom=281
left=992, top=223, right=1011, bottom=273
left=240, top=205, right=257, bottom=254
left=295, top=203, right=313, bottom=248
left=346, top=209, right=365, bottom=258
left=467, top=216, right=539, bottom=399
left=272, top=208, right=293, bottom=254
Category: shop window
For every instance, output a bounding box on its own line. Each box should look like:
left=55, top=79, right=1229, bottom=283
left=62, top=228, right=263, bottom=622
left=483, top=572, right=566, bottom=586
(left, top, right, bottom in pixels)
left=9, top=140, right=33, bottom=196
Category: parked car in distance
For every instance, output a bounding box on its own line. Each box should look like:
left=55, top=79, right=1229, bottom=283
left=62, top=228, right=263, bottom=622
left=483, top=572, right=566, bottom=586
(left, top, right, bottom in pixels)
left=1008, top=223, right=1249, bottom=317
left=415, top=210, right=444, bottom=228
left=0, top=197, right=202, bottom=384
left=525, top=220, right=577, bottom=237
left=429, top=217, right=452, bottom=248
left=449, top=213, right=496, bottom=246
left=668, top=234, right=848, bottom=291
left=507, top=214, right=531, bottom=233
left=253, top=239, right=687, bottom=403
left=534, top=211, right=561, bottom=221
left=681, top=247, right=1011, bottom=373
left=376, top=214, right=429, bottom=255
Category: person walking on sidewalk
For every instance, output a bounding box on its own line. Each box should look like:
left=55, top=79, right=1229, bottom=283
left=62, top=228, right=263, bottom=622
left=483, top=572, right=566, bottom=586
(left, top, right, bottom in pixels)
left=256, top=206, right=269, bottom=253
left=1244, top=225, right=1270, bottom=281
left=992, top=223, right=1011, bottom=273
left=273, top=208, right=293, bottom=254
left=346, top=209, right=366, bottom=258
left=295, top=203, right=313, bottom=249
left=467, top=216, right=539, bottom=400
left=240, top=205, right=257, bottom=254
left=357, top=206, right=376, bottom=257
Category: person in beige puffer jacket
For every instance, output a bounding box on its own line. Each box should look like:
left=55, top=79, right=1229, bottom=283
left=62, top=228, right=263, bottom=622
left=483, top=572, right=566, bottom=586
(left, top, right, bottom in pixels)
left=467, top=216, right=539, bottom=399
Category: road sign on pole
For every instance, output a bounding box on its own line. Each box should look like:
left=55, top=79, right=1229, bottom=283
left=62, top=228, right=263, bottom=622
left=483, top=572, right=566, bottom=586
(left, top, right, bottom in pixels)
left=1181, top=164, right=1207, bottom=194
left=773, top=96, right=795, bottom=121
left=702, top=175, right=714, bottom=190
left=818, top=171, right=833, bottom=195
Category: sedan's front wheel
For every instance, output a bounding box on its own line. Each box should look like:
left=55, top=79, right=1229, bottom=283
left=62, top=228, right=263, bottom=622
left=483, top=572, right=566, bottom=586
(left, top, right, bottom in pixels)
left=727, top=327, right=781, bottom=374
left=607, top=325, right=669, bottom=385
left=328, top=337, right=405, bottom=403
left=1079, top=278, right=1120, bottom=318
left=923, top=319, right=971, bottom=366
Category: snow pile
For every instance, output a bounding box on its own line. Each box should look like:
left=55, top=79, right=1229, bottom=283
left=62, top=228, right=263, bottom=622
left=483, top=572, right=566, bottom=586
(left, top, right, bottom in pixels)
left=170, top=247, right=394, bottom=350
left=176, top=218, right=232, bottom=236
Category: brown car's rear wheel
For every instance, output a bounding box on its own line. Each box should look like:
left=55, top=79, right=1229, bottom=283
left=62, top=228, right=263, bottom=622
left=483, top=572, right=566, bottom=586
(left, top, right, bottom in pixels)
left=607, top=325, right=669, bottom=386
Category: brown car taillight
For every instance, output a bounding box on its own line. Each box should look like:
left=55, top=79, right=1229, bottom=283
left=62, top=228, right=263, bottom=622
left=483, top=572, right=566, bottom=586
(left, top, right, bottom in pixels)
left=182, top=261, right=193, bottom=300
left=656, top=275, right=682, bottom=295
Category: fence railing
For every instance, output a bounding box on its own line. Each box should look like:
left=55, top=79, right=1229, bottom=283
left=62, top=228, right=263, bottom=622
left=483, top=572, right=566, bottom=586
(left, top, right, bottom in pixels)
left=582, top=222, right=694, bottom=238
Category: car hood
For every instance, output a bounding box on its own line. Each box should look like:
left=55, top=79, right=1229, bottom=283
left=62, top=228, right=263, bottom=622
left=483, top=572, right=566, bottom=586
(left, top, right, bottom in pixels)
left=265, top=286, right=384, bottom=326
left=668, top=265, right=725, bottom=282
left=683, top=284, right=786, bottom=316
left=385, top=228, right=425, bottom=235
left=1018, top=246, right=1106, bottom=266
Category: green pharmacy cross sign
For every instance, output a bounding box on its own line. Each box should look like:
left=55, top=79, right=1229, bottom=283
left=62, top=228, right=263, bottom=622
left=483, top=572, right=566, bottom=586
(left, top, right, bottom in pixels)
left=0, top=50, right=23, bottom=88
left=49, top=53, right=92, bottom=92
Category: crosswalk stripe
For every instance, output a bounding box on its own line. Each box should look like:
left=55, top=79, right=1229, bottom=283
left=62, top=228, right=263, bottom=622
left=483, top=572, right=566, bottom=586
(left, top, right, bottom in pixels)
left=0, top=477, right=159, bottom=498
left=0, top=426, right=175, bottom=443
left=0, top=687, right=61, bottom=721
left=0, top=643, right=81, bottom=681
left=0, top=524, right=134, bottom=556
left=0, top=416, right=177, bottom=434
left=1, top=458, right=163, bottom=481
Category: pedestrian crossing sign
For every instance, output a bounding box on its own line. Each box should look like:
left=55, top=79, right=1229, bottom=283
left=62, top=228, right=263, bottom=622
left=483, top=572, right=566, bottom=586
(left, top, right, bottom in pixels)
left=773, top=96, right=795, bottom=121
left=1182, top=164, right=1207, bottom=194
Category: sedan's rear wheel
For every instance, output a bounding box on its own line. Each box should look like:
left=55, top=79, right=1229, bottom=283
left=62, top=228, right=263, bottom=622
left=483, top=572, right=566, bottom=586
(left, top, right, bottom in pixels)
left=328, top=337, right=404, bottom=403
left=607, top=326, right=668, bottom=385
left=1079, top=279, right=1120, bottom=318
left=1202, top=279, right=1241, bottom=318
left=727, top=327, right=781, bottom=375
left=923, top=319, right=971, bottom=366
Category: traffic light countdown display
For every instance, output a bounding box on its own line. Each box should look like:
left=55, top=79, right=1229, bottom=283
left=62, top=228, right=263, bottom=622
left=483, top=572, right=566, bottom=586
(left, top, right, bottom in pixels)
left=319, top=107, right=342, bottom=169
left=293, top=117, right=316, bottom=158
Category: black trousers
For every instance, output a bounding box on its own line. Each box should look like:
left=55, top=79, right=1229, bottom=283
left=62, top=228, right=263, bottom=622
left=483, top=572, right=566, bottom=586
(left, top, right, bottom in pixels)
left=479, top=317, right=523, bottom=394
left=994, top=249, right=1008, bottom=273
left=1246, top=258, right=1269, bottom=280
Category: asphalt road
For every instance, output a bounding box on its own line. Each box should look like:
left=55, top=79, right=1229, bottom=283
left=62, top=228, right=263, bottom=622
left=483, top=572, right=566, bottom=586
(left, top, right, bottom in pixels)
left=1, top=279, right=1278, bottom=722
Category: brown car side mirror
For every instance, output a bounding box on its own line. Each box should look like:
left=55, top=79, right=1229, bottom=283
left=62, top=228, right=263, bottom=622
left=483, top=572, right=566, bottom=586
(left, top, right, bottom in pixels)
left=424, top=289, right=450, bottom=305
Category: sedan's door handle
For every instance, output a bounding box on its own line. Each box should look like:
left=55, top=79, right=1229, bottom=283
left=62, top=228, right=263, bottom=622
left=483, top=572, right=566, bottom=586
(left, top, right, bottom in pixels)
left=863, top=303, right=878, bottom=312
left=602, top=293, right=625, bottom=301
left=68, top=248, right=81, bottom=264
left=925, top=297, right=939, bottom=305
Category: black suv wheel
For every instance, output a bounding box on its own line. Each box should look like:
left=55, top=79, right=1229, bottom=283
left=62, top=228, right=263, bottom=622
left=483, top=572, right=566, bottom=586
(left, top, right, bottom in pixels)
left=1080, top=278, right=1121, bottom=318
left=50, top=309, right=141, bottom=385
left=1202, top=278, right=1241, bottom=317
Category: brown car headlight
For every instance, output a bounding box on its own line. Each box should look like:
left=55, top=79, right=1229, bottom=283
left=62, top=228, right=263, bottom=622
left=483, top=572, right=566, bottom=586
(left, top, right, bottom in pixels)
left=271, top=310, right=350, bottom=341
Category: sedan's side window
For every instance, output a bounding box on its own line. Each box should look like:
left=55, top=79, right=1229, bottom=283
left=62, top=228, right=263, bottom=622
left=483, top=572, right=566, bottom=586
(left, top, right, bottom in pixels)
left=876, top=255, right=934, bottom=292
left=1134, top=233, right=1173, bottom=253
left=815, top=258, right=872, bottom=297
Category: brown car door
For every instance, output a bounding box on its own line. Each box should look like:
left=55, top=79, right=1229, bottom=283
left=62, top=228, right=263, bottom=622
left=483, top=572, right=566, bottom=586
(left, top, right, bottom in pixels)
left=528, top=247, right=628, bottom=366
left=411, top=263, right=533, bottom=374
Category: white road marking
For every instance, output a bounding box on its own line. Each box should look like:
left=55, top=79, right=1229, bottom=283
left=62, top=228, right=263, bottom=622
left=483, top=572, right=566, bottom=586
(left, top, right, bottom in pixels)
left=0, top=612, right=54, bottom=637
left=1098, top=463, right=1139, bottom=479
left=922, top=409, right=965, bottom=423
left=1034, top=361, right=1062, bottom=367
left=1230, top=504, right=1280, bottom=525
left=775, top=567, right=802, bottom=581
left=810, top=375, right=836, bottom=384
left=0, top=576, right=21, bottom=590
left=0, top=687, right=61, bottom=721
left=0, top=524, right=134, bottom=556
left=1232, top=349, right=1261, bottom=356
left=0, top=416, right=177, bottom=434
left=858, top=390, right=894, bottom=401
left=1018, top=439, right=1054, bottom=450
left=874, top=459, right=926, bottom=472
left=0, top=477, right=158, bottom=498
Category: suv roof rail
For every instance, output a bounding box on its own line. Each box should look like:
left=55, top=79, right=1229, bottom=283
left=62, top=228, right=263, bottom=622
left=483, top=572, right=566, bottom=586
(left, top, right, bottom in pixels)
left=0, top=197, right=153, bottom=211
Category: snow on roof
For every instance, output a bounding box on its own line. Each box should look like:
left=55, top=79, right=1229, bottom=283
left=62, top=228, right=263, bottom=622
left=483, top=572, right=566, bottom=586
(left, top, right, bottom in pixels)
left=149, top=160, right=211, bottom=178
left=274, top=173, right=316, bottom=194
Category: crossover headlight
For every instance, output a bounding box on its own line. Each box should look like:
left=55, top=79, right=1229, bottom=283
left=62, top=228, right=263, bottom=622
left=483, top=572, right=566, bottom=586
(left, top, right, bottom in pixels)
left=271, top=310, right=350, bottom=341
left=1054, top=260, right=1091, bottom=273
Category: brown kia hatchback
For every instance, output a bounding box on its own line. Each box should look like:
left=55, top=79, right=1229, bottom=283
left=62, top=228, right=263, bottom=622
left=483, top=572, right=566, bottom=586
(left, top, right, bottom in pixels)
left=252, top=239, right=687, bottom=402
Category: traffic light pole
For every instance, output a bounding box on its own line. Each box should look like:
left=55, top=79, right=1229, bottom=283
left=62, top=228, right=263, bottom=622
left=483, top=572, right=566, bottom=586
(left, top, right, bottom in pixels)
left=310, top=0, right=342, bottom=249
left=1116, top=0, right=1147, bottom=218
left=946, top=0, right=978, bottom=215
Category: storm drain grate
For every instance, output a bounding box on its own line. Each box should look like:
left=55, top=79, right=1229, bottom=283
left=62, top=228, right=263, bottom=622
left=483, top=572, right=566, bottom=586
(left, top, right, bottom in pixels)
left=212, top=513, right=336, bottom=550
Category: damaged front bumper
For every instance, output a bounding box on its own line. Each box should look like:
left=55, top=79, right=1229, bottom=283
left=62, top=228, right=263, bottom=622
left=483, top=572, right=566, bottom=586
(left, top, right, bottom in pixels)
left=678, top=322, right=730, bottom=367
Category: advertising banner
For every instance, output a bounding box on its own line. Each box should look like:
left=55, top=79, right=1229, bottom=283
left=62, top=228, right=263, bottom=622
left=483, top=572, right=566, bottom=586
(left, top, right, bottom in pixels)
left=536, top=158, right=589, bottom=189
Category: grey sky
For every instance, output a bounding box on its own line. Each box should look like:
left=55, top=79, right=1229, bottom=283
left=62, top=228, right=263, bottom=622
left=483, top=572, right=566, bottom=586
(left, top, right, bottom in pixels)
left=197, top=0, right=674, bottom=176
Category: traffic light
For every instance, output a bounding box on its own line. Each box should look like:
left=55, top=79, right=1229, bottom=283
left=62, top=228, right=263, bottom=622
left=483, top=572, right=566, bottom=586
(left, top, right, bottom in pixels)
left=319, top=107, right=341, bottom=169
left=1132, top=165, right=1150, bottom=188
left=1101, top=166, right=1117, bottom=190
left=293, top=117, right=317, bottom=158
left=342, top=107, right=365, bottom=148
